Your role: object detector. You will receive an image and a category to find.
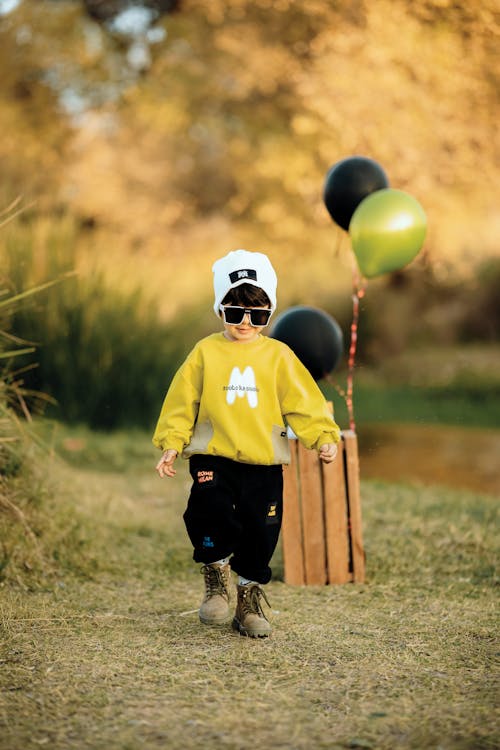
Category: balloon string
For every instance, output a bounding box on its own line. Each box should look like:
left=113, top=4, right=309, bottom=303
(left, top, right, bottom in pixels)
left=326, top=269, right=366, bottom=433
left=345, top=272, right=366, bottom=432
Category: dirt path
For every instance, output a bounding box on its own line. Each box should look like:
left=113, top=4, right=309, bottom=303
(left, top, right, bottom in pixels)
left=1, top=465, right=498, bottom=749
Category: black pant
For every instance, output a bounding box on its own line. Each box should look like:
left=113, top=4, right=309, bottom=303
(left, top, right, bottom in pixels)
left=183, top=455, right=283, bottom=584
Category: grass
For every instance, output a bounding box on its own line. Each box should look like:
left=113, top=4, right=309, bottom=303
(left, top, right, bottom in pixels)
left=327, top=381, right=500, bottom=430
left=323, top=344, right=500, bottom=430
left=0, top=430, right=498, bottom=750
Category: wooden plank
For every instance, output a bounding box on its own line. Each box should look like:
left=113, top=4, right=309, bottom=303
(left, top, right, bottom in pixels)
left=323, top=439, right=351, bottom=584
left=281, top=440, right=305, bottom=585
left=343, top=430, right=365, bottom=583
left=298, top=443, right=327, bottom=585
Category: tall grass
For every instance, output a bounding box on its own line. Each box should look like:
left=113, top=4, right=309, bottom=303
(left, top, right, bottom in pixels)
left=1, top=214, right=196, bottom=429
left=0, top=210, right=141, bottom=588
left=0, top=268, right=62, bottom=585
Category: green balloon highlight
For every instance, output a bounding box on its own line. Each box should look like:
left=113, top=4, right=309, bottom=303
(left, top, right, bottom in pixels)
left=349, top=189, right=427, bottom=278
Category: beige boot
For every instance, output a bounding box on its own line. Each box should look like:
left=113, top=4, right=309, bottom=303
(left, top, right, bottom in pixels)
left=232, top=584, right=272, bottom=638
left=199, top=562, right=232, bottom=625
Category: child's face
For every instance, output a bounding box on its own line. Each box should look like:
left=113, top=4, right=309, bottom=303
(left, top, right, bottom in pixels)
left=221, top=305, right=270, bottom=343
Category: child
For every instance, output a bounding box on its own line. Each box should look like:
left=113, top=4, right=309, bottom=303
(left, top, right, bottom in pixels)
left=153, top=249, right=340, bottom=638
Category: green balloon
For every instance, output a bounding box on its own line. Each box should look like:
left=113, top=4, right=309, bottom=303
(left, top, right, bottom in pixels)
left=349, top=189, right=427, bottom=278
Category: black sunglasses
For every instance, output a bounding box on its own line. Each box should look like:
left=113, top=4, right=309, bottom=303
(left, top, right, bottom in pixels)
left=220, top=305, right=272, bottom=327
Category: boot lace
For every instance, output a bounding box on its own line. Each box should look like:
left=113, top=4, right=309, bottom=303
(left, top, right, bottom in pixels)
left=201, top=565, right=229, bottom=601
left=240, top=584, right=271, bottom=620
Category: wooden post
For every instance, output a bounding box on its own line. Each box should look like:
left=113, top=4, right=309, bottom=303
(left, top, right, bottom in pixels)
left=343, top=430, right=366, bottom=583
left=281, top=440, right=305, bottom=585
left=282, top=430, right=365, bottom=585
left=323, top=438, right=350, bottom=584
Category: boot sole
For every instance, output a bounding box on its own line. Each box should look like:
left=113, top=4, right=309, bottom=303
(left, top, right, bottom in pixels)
left=231, top=617, right=271, bottom=638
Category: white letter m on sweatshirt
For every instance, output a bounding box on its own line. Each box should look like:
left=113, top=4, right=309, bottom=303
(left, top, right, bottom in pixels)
left=226, top=366, right=258, bottom=408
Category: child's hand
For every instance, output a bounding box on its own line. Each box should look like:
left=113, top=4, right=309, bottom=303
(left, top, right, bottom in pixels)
left=156, top=449, right=178, bottom=478
left=319, top=443, right=338, bottom=463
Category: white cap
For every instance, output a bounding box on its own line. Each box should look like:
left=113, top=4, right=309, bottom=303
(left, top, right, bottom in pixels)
left=212, top=249, right=278, bottom=318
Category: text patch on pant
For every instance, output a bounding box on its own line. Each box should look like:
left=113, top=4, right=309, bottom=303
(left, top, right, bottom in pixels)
left=197, top=469, right=215, bottom=486
left=266, top=502, right=279, bottom=524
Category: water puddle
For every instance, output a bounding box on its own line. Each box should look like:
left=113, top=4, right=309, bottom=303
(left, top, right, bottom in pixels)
left=357, top=423, right=500, bottom=495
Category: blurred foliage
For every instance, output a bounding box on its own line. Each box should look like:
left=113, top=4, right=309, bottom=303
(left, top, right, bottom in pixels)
left=0, top=211, right=498, bottom=430
left=325, top=379, right=500, bottom=430
left=32, top=419, right=158, bottom=472
left=1, top=213, right=199, bottom=429
left=0, top=1, right=498, bottom=429
left=0, top=0, right=498, bottom=309
left=350, top=260, right=500, bottom=360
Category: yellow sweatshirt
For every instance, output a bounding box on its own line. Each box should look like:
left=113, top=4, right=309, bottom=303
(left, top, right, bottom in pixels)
left=152, top=332, right=340, bottom=465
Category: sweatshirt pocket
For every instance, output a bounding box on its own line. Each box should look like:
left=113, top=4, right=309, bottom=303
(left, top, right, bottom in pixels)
left=183, top=420, right=214, bottom=457
left=271, top=424, right=291, bottom=465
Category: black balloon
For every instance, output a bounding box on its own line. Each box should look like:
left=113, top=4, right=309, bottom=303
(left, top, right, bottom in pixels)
left=270, top=306, right=343, bottom=381
left=323, top=156, right=389, bottom=231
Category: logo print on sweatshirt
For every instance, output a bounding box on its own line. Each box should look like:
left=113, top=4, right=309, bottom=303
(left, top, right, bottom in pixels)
left=224, top=366, right=259, bottom=408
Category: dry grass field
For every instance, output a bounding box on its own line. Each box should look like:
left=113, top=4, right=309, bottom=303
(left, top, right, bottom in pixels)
left=1, top=439, right=498, bottom=750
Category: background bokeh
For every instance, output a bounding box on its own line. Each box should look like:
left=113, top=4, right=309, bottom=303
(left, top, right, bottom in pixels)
left=1, top=0, right=499, bottom=488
